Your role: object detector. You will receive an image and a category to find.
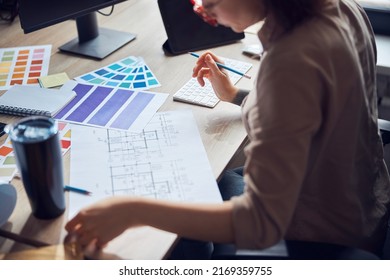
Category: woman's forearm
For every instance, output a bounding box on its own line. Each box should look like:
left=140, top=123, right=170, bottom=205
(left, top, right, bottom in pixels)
left=65, top=196, right=235, bottom=247
left=132, top=198, right=235, bottom=244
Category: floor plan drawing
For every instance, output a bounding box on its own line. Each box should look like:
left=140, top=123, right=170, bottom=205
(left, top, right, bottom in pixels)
left=69, top=110, right=222, bottom=217
left=109, top=160, right=188, bottom=199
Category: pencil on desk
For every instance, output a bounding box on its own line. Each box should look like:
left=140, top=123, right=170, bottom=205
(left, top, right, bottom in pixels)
left=189, top=52, right=251, bottom=79
left=64, top=185, right=92, bottom=196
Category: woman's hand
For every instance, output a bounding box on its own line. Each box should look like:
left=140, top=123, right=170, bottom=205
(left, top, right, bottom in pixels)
left=65, top=197, right=138, bottom=249
left=192, top=51, right=239, bottom=102
left=65, top=196, right=235, bottom=251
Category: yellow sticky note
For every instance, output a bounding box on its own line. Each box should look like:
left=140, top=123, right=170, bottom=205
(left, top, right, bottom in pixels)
left=38, top=72, right=70, bottom=88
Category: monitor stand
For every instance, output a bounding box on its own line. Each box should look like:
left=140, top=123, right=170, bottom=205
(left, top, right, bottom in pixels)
left=59, top=12, right=136, bottom=60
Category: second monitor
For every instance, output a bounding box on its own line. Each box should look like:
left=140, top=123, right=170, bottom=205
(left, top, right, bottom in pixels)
left=158, top=0, right=245, bottom=55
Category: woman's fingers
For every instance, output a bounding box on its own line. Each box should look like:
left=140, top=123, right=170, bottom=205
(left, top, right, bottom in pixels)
left=196, top=68, right=210, bottom=86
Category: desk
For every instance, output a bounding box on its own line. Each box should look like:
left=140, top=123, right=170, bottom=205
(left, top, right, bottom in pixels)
left=0, top=0, right=258, bottom=259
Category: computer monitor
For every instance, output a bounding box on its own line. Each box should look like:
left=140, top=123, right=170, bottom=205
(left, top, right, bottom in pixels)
left=17, top=0, right=136, bottom=59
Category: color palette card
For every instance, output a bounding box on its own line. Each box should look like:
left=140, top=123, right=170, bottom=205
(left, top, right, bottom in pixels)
left=0, top=45, right=51, bottom=90
left=75, top=56, right=161, bottom=91
left=55, top=80, right=168, bottom=132
left=0, top=121, right=71, bottom=183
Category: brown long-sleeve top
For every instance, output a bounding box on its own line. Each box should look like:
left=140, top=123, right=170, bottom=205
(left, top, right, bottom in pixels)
left=231, top=0, right=390, bottom=254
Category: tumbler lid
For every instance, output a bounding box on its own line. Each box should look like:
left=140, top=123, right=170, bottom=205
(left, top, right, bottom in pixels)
left=4, top=116, right=58, bottom=143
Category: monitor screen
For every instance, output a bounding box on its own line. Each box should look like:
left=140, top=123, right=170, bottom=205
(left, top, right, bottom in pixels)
left=17, top=0, right=136, bottom=59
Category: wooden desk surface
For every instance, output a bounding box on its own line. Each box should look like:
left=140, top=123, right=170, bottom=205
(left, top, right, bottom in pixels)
left=0, top=0, right=259, bottom=259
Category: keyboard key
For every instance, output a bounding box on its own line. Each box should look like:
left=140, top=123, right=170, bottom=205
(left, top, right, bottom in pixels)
left=173, top=57, right=252, bottom=108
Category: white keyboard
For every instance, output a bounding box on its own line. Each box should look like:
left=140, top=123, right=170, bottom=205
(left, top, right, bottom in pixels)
left=173, top=58, right=252, bottom=108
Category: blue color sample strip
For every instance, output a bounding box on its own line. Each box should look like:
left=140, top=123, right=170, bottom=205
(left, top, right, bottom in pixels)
left=88, top=89, right=134, bottom=126
left=75, top=56, right=161, bottom=91
left=66, top=86, right=113, bottom=123
left=54, top=83, right=93, bottom=118
left=55, top=82, right=162, bottom=131
left=110, top=92, right=154, bottom=130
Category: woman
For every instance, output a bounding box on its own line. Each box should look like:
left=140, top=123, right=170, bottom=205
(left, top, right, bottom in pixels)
left=66, top=0, right=390, bottom=258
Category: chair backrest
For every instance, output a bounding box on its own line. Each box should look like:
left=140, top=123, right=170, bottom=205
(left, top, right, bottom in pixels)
left=378, top=119, right=390, bottom=146
left=378, top=118, right=390, bottom=259
left=383, top=219, right=390, bottom=259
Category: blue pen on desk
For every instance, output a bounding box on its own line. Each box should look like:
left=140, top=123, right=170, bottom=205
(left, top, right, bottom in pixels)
left=190, top=52, right=251, bottom=79
left=64, top=185, right=92, bottom=196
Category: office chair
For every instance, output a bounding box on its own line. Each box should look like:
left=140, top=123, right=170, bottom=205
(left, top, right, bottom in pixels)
left=212, top=119, right=390, bottom=260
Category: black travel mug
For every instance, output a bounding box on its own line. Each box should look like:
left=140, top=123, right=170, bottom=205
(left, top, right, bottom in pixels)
left=5, top=116, right=65, bottom=219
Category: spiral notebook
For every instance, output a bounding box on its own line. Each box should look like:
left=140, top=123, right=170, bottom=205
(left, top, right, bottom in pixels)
left=0, top=85, right=76, bottom=117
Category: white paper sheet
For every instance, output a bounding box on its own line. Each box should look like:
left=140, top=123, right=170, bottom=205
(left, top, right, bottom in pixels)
left=68, top=110, right=222, bottom=218
left=57, top=80, right=168, bottom=133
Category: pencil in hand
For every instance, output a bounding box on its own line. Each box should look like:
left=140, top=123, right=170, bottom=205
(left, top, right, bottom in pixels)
left=64, top=185, right=92, bottom=196
left=189, top=52, right=251, bottom=79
